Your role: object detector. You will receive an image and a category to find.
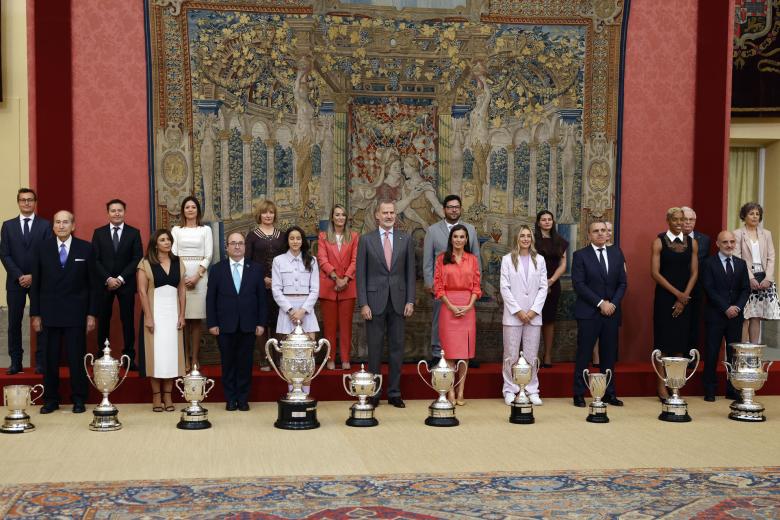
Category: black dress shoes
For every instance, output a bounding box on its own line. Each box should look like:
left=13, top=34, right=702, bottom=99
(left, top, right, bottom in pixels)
left=72, top=403, right=86, bottom=414
left=238, top=402, right=250, bottom=411
left=226, top=401, right=238, bottom=411
left=603, top=396, right=624, bottom=406
left=704, top=395, right=716, bottom=402
left=388, top=397, right=406, bottom=408
left=6, top=364, right=22, bottom=375
left=573, top=395, right=586, bottom=407
left=40, top=402, right=59, bottom=414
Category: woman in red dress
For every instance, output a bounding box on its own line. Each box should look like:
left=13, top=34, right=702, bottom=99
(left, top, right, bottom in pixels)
left=433, top=224, right=482, bottom=405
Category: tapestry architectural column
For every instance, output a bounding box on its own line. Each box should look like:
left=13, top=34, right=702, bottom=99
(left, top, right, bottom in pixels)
left=506, top=146, right=515, bottom=215
left=219, top=129, right=230, bottom=219
left=242, top=133, right=253, bottom=216
left=265, top=138, right=276, bottom=201
left=319, top=110, right=335, bottom=221
left=437, top=113, right=452, bottom=199
left=548, top=136, right=559, bottom=218
left=528, top=143, right=538, bottom=217
left=333, top=94, right=349, bottom=208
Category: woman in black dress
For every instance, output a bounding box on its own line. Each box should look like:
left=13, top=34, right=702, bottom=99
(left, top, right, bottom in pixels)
left=245, top=200, right=287, bottom=370
left=651, top=207, right=698, bottom=400
left=534, top=210, right=568, bottom=368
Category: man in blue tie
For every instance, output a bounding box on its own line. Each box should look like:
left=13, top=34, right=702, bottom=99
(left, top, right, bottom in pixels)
left=0, top=188, right=51, bottom=374
left=206, top=231, right=267, bottom=411
left=30, top=211, right=97, bottom=414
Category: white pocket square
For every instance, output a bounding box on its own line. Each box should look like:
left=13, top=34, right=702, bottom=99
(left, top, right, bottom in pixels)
left=74, top=258, right=86, bottom=262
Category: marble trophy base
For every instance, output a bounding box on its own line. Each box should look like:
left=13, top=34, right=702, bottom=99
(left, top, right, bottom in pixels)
left=586, top=403, right=609, bottom=423
left=177, top=405, right=212, bottom=430
left=346, top=404, right=378, bottom=427
left=729, top=400, right=767, bottom=422
left=658, top=399, right=691, bottom=422
left=89, top=407, right=122, bottom=432
left=1, top=413, right=35, bottom=433
left=425, top=402, right=459, bottom=427
left=509, top=402, right=535, bottom=424
left=275, top=399, right=319, bottom=430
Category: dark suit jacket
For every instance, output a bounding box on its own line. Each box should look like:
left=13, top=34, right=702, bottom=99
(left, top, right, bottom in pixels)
left=700, top=254, right=750, bottom=322
left=30, top=236, right=97, bottom=327
left=206, top=259, right=268, bottom=334
left=0, top=215, right=51, bottom=291
left=571, top=244, right=627, bottom=320
left=91, top=224, right=143, bottom=293
left=693, top=231, right=711, bottom=261
left=356, top=228, right=416, bottom=315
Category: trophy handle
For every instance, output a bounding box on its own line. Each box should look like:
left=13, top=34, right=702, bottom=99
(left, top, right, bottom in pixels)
left=453, top=359, right=469, bottom=390
left=174, top=377, right=185, bottom=397
left=2, top=387, right=6, bottom=407
left=114, top=355, right=132, bottom=391
left=373, top=374, right=383, bottom=397
left=29, top=384, right=44, bottom=405
left=764, top=360, right=774, bottom=373
left=582, top=369, right=591, bottom=393
left=308, top=338, right=331, bottom=383
left=83, top=353, right=97, bottom=390
left=722, top=361, right=733, bottom=376
left=264, top=338, right=286, bottom=382
left=342, top=374, right=353, bottom=396
left=604, top=368, right=613, bottom=389
left=650, top=349, right=665, bottom=381
left=416, top=360, right=437, bottom=392
left=685, top=349, right=700, bottom=382
left=204, top=378, right=215, bottom=397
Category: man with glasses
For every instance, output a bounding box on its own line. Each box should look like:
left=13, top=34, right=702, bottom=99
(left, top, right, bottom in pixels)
left=0, top=189, right=51, bottom=374
left=206, top=232, right=267, bottom=411
left=422, top=195, right=481, bottom=366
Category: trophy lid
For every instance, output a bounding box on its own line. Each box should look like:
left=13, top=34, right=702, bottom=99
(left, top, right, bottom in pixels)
left=283, top=321, right=312, bottom=343
left=189, top=364, right=202, bottom=377
left=350, top=363, right=375, bottom=382
left=434, top=351, right=450, bottom=370
left=514, top=352, right=530, bottom=368
left=101, top=339, right=112, bottom=357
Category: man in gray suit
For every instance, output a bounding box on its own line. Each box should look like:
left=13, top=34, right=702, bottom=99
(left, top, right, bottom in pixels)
left=422, top=194, right=481, bottom=365
left=356, top=200, right=416, bottom=408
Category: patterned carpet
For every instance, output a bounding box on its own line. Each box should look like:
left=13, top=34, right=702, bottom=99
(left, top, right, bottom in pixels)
left=1, top=467, right=778, bottom=518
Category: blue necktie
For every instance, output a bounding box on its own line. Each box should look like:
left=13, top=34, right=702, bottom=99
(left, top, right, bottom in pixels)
left=59, top=243, right=67, bottom=267
left=232, top=263, right=241, bottom=292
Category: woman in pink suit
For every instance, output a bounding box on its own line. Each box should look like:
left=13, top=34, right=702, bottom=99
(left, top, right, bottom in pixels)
left=433, top=224, right=482, bottom=405
left=500, top=225, right=548, bottom=406
left=317, top=205, right=359, bottom=370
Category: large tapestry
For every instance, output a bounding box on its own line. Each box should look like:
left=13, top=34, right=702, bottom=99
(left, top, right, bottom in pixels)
left=146, top=0, right=628, bottom=362
left=732, top=0, right=780, bottom=116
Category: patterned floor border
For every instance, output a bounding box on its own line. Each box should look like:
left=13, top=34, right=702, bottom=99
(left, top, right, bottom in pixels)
left=1, top=466, right=779, bottom=518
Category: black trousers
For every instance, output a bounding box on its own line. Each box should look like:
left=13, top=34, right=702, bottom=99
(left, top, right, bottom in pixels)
left=573, top=316, right=618, bottom=398
left=43, top=326, right=88, bottom=405
left=703, top=316, right=742, bottom=396
left=6, top=288, right=45, bottom=369
left=97, top=288, right=136, bottom=360
left=217, top=331, right=255, bottom=405
left=365, top=307, right=405, bottom=398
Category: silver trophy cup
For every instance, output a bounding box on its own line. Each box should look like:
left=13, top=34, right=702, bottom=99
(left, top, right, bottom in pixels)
left=724, top=342, right=773, bottom=422
left=652, top=348, right=699, bottom=422
left=505, top=353, right=539, bottom=424
left=2, top=384, right=44, bottom=433
left=175, top=365, right=215, bottom=430
left=343, top=364, right=382, bottom=427
left=583, top=369, right=612, bottom=423
left=417, top=350, right=467, bottom=427
left=84, top=340, right=131, bottom=431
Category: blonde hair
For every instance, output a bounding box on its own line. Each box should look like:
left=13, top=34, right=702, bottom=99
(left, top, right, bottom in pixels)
left=666, top=207, right=683, bottom=222
left=255, top=200, right=278, bottom=224
left=326, top=204, right=353, bottom=244
left=510, top=225, right=538, bottom=270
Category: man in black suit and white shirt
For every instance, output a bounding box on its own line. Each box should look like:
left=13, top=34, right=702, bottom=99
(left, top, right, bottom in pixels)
left=0, top=188, right=51, bottom=374
left=91, top=199, right=143, bottom=369
left=700, top=230, right=750, bottom=401
left=31, top=211, right=97, bottom=414
left=682, top=206, right=710, bottom=351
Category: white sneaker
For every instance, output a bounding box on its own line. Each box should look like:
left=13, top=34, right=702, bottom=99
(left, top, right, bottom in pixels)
left=504, top=392, right=515, bottom=406
left=529, top=394, right=543, bottom=406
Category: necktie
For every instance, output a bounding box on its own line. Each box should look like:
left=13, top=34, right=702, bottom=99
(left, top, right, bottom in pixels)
left=725, top=257, right=734, bottom=279
left=383, top=231, right=392, bottom=270
left=597, top=248, right=607, bottom=276
left=232, top=263, right=241, bottom=292
left=23, top=218, right=30, bottom=239
left=112, top=226, right=120, bottom=251
left=59, top=243, right=67, bottom=267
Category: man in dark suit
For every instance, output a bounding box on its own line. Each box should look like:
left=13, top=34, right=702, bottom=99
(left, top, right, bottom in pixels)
left=91, top=199, right=143, bottom=369
left=30, top=211, right=97, bottom=414
left=207, top=231, right=267, bottom=411
left=0, top=188, right=51, bottom=374
left=700, top=230, right=750, bottom=402
left=682, top=206, right=710, bottom=351
left=356, top=200, right=416, bottom=408
left=571, top=220, right=628, bottom=407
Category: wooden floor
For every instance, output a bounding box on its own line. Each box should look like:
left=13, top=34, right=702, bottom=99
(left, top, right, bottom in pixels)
left=1, top=396, right=779, bottom=484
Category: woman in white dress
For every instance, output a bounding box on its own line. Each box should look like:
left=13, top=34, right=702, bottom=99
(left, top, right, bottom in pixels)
left=137, top=229, right=186, bottom=412
left=171, top=196, right=213, bottom=368
left=272, top=226, right=319, bottom=393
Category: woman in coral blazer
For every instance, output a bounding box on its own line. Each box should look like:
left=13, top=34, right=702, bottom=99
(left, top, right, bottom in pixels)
left=500, top=225, right=548, bottom=406
left=317, top=205, right=359, bottom=369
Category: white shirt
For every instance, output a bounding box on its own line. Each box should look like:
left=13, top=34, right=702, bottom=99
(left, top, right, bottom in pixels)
left=590, top=243, right=609, bottom=273
left=378, top=227, right=393, bottom=252
left=19, top=214, right=35, bottom=233
left=109, top=222, right=125, bottom=241
left=666, top=230, right=685, bottom=243
left=57, top=236, right=73, bottom=257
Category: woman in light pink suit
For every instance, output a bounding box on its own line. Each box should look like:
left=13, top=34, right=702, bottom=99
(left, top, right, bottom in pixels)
left=500, top=225, right=548, bottom=406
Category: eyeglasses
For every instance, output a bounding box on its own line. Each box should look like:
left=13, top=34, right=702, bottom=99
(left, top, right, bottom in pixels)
left=445, top=205, right=461, bottom=210
left=18, top=198, right=35, bottom=203
left=228, top=241, right=245, bottom=247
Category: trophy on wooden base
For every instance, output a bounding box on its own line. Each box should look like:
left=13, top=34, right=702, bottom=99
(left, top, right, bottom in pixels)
left=84, top=340, right=130, bottom=432
left=343, top=364, right=382, bottom=427
left=2, top=384, right=44, bottom=433
left=583, top=369, right=612, bottom=423
left=725, top=342, right=773, bottom=422
left=417, top=350, right=466, bottom=427
left=652, top=348, right=699, bottom=422
left=505, top=353, right=539, bottom=424
left=175, top=365, right=215, bottom=430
